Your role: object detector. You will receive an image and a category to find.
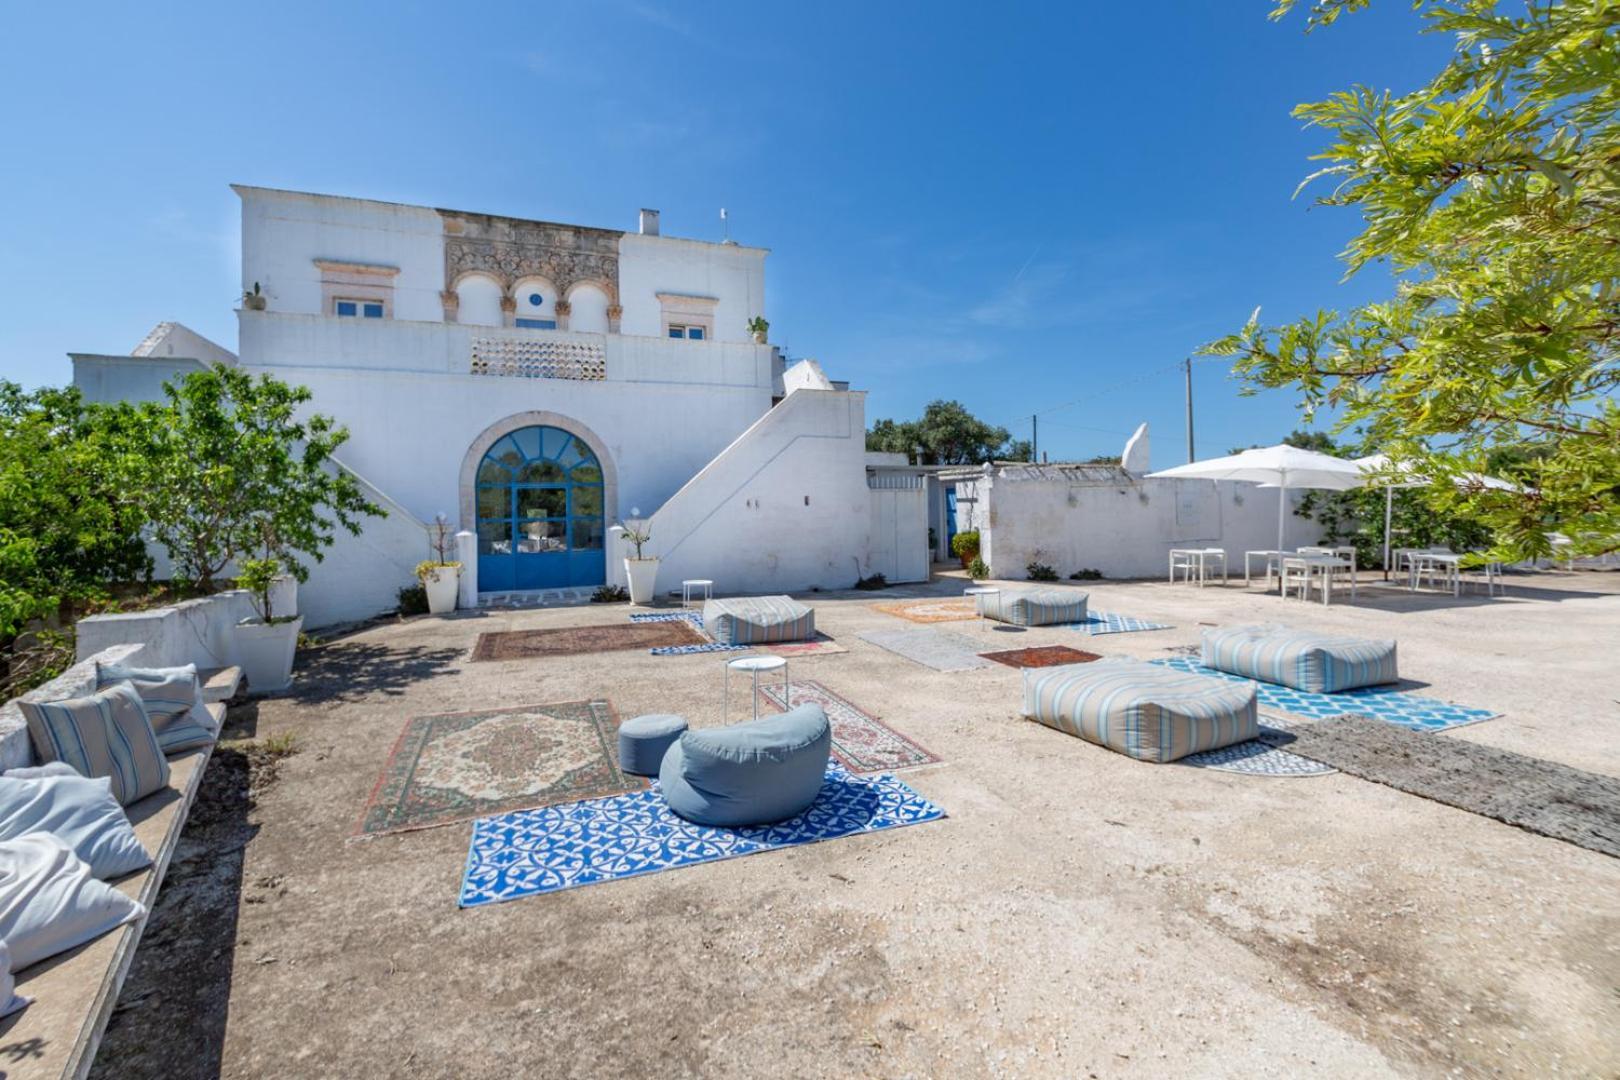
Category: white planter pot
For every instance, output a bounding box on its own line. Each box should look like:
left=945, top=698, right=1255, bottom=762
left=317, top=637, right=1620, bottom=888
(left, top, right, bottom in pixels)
left=624, top=558, right=660, bottom=605
left=236, top=615, right=303, bottom=694
left=423, top=566, right=459, bottom=614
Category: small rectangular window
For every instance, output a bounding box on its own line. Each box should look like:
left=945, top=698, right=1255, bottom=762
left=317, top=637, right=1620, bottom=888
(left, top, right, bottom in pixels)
left=363, top=302, right=384, bottom=318
left=668, top=326, right=685, bottom=338
left=516, top=318, right=557, bottom=330
left=687, top=326, right=704, bottom=340
left=336, top=300, right=358, bottom=317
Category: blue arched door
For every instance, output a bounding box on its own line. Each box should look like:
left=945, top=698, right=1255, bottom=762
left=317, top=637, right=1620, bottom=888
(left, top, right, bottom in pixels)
left=475, top=426, right=605, bottom=590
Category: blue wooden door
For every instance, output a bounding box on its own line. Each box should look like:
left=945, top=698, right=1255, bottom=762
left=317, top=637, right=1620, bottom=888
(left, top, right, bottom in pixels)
left=475, top=426, right=605, bottom=591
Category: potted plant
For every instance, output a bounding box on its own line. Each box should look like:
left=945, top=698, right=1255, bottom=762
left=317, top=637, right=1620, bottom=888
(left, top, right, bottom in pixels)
left=416, top=514, right=461, bottom=614
left=747, top=316, right=769, bottom=344
left=235, top=539, right=304, bottom=694
left=611, top=512, right=658, bottom=604
left=242, top=282, right=267, bottom=311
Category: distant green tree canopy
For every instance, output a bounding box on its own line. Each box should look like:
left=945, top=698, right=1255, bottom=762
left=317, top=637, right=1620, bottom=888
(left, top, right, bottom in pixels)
left=1205, top=0, right=1620, bottom=562
left=866, top=400, right=1032, bottom=465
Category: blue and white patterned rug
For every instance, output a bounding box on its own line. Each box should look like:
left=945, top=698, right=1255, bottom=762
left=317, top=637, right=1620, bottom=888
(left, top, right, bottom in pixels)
left=631, top=611, right=749, bottom=654
left=1061, top=612, right=1174, bottom=636
left=1150, top=657, right=1499, bottom=731
left=1179, top=715, right=1336, bottom=777
left=459, top=764, right=946, bottom=906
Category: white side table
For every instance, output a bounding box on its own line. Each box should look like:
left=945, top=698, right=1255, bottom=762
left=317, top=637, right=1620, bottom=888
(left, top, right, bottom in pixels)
left=723, top=655, right=788, bottom=722
left=963, top=586, right=999, bottom=632
left=682, top=578, right=714, bottom=607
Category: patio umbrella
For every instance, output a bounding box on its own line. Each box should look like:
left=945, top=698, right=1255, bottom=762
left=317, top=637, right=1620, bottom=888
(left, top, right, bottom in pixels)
left=1146, top=444, right=1367, bottom=553
left=1353, top=454, right=1518, bottom=576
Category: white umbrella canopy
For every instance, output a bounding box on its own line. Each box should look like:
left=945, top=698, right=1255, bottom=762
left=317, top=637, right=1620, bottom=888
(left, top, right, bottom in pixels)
left=1146, top=444, right=1367, bottom=551
left=1353, top=454, right=1518, bottom=574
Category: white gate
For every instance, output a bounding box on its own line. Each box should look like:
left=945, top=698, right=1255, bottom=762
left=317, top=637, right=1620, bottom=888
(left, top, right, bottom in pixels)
left=867, top=473, right=929, bottom=583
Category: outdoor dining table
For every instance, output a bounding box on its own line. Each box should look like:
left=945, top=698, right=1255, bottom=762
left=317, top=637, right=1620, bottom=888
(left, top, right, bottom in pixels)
left=1281, top=554, right=1357, bottom=606
left=1244, top=549, right=1287, bottom=589
left=1407, top=552, right=1506, bottom=597
left=1169, top=547, right=1228, bottom=587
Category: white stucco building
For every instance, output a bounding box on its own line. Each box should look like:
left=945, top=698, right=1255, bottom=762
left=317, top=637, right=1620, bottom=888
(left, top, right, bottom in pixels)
left=72, top=186, right=914, bottom=627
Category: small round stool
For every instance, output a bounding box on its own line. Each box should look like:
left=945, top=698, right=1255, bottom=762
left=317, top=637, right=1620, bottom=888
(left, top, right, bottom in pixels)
left=618, top=713, right=689, bottom=777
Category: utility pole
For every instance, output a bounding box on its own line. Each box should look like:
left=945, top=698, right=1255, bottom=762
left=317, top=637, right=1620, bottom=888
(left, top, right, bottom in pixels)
left=1031, top=414, right=1038, bottom=463
left=1183, top=358, right=1196, bottom=463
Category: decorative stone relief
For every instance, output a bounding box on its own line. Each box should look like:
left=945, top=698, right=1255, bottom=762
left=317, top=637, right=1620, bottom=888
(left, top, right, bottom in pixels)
left=440, top=210, right=622, bottom=310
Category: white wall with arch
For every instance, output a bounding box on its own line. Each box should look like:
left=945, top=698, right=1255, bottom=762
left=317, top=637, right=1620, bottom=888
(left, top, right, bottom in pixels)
left=455, top=274, right=504, bottom=327
left=567, top=283, right=610, bottom=333
left=511, top=277, right=558, bottom=324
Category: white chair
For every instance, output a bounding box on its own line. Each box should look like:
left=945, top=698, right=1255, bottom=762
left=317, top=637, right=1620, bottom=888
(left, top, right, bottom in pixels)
left=1280, top=557, right=1312, bottom=601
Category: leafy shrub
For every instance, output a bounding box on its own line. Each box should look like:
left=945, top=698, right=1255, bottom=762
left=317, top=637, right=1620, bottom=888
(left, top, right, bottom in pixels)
left=1069, top=568, right=1104, bottom=581
left=854, top=572, right=888, bottom=591
left=397, top=583, right=428, bottom=615
left=591, top=583, right=630, bottom=603
left=967, top=556, right=989, bottom=580
left=950, top=530, right=980, bottom=566
left=1026, top=561, right=1058, bottom=582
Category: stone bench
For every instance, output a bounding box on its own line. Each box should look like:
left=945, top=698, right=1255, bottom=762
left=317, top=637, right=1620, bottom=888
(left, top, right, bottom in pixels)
left=0, top=647, right=223, bottom=1079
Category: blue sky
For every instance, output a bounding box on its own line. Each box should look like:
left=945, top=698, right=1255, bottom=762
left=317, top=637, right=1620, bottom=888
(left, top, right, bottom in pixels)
left=0, top=1, right=1448, bottom=463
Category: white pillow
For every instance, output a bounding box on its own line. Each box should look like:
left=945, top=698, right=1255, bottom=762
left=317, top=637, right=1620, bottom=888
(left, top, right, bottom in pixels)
left=3, top=761, right=81, bottom=780
left=0, top=774, right=151, bottom=879
left=0, top=834, right=145, bottom=971
left=0, top=940, right=29, bottom=1019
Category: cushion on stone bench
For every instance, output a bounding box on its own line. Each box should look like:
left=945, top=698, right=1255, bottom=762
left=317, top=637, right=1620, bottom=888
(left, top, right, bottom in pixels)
left=976, top=588, right=1088, bottom=627
left=701, top=596, right=815, bottom=645
left=1022, top=658, right=1258, bottom=763
left=1201, top=624, right=1397, bottom=693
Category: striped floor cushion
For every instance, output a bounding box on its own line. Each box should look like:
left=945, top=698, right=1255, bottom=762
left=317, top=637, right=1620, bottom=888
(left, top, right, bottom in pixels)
left=1201, top=624, right=1397, bottom=693
left=975, top=588, right=1088, bottom=627
left=701, top=596, right=815, bottom=645
left=1022, top=658, right=1258, bottom=763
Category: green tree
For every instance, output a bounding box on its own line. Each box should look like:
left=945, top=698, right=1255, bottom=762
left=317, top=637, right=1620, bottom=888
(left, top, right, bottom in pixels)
left=1205, top=1, right=1620, bottom=562
left=866, top=400, right=1029, bottom=464
left=0, top=383, right=151, bottom=690
left=137, top=367, right=385, bottom=592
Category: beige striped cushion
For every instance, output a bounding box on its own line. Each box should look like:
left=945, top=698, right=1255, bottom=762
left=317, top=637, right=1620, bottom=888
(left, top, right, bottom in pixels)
left=1022, top=658, right=1258, bottom=763
left=702, top=596, right=815, bottom=645
left=17, top=683, right=170, bottom=805
left=1201, top=624, right=1397, bottom=692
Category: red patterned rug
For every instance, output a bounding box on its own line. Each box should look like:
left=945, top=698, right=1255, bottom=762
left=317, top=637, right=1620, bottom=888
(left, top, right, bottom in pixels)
left=357, top=700, right=646, bottom=835
left=471, top=622, right=704, bottom=661
left=979, top=645, right=1101, bottom=669
left=757, top=679, right=940, bottom=773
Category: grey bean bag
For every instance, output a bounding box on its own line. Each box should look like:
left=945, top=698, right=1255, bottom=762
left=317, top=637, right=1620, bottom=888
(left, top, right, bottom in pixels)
left=659, top=704, right=831, bottom=827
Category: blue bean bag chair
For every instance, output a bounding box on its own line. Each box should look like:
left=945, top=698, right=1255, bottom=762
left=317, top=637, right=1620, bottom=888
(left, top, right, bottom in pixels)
left=659, top=704, right=831, bottom=827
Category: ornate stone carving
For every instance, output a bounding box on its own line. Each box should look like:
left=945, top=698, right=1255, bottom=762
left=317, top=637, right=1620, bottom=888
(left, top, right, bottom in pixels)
left=552, top=299, right=572, bottom=316
left=606, top=303, right=623, bottom=333
left=440, top=289, right=459, bottom=320
left=440, top=209, right=622, bottom=307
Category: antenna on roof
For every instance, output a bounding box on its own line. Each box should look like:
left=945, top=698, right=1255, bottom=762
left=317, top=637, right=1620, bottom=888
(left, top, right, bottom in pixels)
left=720, top=207, right=737, bottom=245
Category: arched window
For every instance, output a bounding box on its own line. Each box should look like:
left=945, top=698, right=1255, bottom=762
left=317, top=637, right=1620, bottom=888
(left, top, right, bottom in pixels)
left=475, top=426, right=605, bottom=589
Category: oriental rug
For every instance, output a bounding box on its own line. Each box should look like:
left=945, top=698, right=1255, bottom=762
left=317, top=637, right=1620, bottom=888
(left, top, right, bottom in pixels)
left=978, top=645, right=1101, bottom=670
left=756, top=679, right=940, bottom=773
left=358, top=700, right=645, bottom=836
left=471, top=621, right=705, bottom=661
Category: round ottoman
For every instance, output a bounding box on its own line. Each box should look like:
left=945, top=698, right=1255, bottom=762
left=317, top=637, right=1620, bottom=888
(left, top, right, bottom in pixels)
left=619, top=713, right=689, bottom=777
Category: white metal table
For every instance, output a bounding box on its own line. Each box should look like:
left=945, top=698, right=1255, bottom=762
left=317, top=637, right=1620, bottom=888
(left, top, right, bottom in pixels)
left=1281, top=555, right=1356, bottom=606
left=1245, top=549, right=1287, bottom=590
left=1407, top=552, right=1461, bottom=596
left=963, top=586, right=999, bottom=631
left=723, top=655, right=788, bottom=722
left=681, top=578, right=714, bottom=607
left=1169, top=548, right=1228, bottom=586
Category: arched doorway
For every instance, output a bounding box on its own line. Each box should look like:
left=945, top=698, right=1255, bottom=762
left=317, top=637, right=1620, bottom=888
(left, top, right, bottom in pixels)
left=474, top=425, right=605, bottom=590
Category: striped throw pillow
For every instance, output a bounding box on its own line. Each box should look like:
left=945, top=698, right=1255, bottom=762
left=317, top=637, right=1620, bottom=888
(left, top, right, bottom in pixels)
left=96, top=662, right=215, bottom=754
left=17, top=682, right=171, bottom=805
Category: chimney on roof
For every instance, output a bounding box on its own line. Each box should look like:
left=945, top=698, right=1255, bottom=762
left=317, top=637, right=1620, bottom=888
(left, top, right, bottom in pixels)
left=639, top=208, right=660, bottom=236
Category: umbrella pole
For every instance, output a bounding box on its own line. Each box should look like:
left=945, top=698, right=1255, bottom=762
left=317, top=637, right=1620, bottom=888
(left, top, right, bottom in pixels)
left=1277, top=476, right=1287, bottom=554
left=1383, top=486, right=1393, bottom=581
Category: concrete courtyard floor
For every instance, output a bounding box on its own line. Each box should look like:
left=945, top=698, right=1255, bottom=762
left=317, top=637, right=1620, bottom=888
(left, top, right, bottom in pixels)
left=101, top=570, right=1620, bottom=1078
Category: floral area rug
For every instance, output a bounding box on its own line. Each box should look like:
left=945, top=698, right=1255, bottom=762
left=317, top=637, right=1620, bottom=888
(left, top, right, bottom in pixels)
left=471, top=621, right=705, bottom=661
left=357, top=700, right=646, bottom=836
left=756, top=679, right=940, bottom=773
left=872, top=598, right=977, bottom=623
left=459, top=763, right=945, bottom=906
left=979, top=645, right=1101, bottom=669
